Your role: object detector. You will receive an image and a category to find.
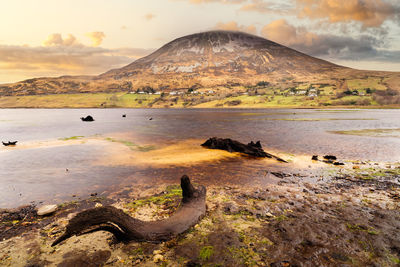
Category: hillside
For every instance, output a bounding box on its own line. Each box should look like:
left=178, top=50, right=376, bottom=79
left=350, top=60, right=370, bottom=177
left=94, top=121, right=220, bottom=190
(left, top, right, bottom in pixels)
left=0, top=31, right=399, bottom=108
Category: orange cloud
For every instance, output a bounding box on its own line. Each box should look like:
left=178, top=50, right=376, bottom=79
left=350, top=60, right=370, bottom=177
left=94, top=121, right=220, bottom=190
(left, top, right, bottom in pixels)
left=43, top=33, right=79, bottom=47
left=261, top=19, right=318, bottom=47
left=296, top=0, right=399, bottom=28
left=214, top=21, right=257, bottom=34
left=239, top=0, right=290, bottom=14
left=0, top=34, right=155, bottom=83
left=85, top=31, right=106, bottom=47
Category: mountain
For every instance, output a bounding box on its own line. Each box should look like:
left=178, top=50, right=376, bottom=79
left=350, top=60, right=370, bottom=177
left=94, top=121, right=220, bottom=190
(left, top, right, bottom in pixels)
left=99, top=31, right=343, bottom=88
left=1, top=30, right=399, bottom=98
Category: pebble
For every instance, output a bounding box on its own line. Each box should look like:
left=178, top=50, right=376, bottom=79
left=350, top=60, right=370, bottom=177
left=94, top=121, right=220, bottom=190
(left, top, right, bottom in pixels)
left=95, top=203, right=103, bottom=208
left=37, top=204, right=57, bottom=216
left=153, top=250, right=162, bottom=255
left=153, top=254, right=164, bottom=263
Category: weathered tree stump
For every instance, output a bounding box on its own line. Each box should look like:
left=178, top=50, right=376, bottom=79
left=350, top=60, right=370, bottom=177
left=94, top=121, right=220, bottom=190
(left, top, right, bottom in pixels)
left=201, top=137, right=287, bottom=162
left=52, top=175, right=206, bottom=246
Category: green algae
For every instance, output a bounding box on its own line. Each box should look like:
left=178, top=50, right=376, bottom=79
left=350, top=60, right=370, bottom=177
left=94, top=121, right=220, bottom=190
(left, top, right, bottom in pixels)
left=59, top=136, right=84, bottom=141
left=104, top=137, right=156, bottom=152
left=330, top=128, right=400, bottom=138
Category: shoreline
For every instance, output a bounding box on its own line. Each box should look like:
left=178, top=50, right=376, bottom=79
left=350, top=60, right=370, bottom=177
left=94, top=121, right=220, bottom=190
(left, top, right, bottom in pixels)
left=1, top=160, right=399, bottom=266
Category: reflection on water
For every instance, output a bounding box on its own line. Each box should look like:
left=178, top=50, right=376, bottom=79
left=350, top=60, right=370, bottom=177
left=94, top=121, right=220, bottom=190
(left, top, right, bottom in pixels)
left=1, top=108, right=400, bottom=208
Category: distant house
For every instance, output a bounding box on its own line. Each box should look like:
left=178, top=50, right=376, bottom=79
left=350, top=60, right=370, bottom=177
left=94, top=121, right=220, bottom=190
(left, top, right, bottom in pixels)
left=297, top=90, right=307, bottom=95
left=169, top=91, right=178, bottom=95
left=242, top=92, right=248, bottom=95
left=208, top=90, right=215, bottom=94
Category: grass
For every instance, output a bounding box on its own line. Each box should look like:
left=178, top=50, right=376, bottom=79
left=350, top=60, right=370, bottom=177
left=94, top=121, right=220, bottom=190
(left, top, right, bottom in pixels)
left=125, top=185, right=182, bottom=210
left=199, top=246, right=214, bottom=261
left=59, top=135, right=84, bottom=141
left=0, top=92, right=158, bottom=108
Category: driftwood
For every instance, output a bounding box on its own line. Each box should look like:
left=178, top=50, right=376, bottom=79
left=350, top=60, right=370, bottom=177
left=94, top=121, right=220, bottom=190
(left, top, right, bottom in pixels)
left=52, top=175, right=206, bottom=246
left=201, top=137, right=287, bottom=163
left=80, top=115, right=94, bottom=122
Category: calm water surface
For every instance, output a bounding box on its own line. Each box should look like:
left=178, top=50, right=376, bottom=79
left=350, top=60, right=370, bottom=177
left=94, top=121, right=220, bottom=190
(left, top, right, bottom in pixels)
left=1, top=108, right=399, bottom=208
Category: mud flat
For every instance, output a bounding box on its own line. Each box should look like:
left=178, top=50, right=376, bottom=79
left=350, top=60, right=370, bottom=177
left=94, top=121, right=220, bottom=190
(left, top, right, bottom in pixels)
left=1, top=159, right=399, bottom=266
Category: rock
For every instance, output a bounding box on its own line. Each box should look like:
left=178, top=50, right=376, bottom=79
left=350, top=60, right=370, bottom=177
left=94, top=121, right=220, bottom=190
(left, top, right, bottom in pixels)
left=95, top=203, right=103, bottom=208
left=153, top=254, right=164, bottom=263
left=122, top=114, right=126, bottom=117
left=37, top=204, right=57, bottom=216
left=311, top=155, right=318, bottom=161
left=153, top=250, right=162, bottom=255
left=223, top=202, right=239, bottom=214
left=323, top=155, right=337, bottom=160
left=80, top=115, right=94, bottom=122
left=333, top=162, right=345, bottom=166
left=353, top=165, right=360, bottom=169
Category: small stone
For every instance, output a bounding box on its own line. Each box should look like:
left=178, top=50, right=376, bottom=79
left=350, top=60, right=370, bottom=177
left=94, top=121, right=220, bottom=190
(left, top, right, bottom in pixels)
left=37, top=204, right=57, bottom=216
left=265, top=212, right=274, bottom=217
left=353, top=165, right=360, bottom=169
left=95, top=203, right=103, bottom=208
left=153, top=254, right=164, bottom=263
left=153, top=250, right=162, bottom=255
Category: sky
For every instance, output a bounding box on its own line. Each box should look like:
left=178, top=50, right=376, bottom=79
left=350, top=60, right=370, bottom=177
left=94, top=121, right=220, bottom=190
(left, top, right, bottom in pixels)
left=1, top=0, right=400, bottom=83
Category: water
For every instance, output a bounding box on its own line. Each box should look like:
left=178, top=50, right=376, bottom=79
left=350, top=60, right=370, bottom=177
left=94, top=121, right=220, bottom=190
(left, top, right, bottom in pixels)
left=1, top=108, right=399, bottom=208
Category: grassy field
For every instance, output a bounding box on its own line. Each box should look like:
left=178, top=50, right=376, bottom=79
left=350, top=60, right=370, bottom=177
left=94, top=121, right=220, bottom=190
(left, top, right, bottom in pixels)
left=0, top=79, right=399, bottom=109
left=0, top=93, right=158, bottom=108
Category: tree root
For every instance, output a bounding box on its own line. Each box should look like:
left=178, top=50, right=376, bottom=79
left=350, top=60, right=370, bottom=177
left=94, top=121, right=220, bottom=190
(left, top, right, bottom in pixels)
left=52, top=175, right=206, bottom=246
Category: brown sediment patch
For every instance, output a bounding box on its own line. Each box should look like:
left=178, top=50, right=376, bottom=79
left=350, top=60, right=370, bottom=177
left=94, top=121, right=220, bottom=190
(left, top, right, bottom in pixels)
left=94, top=139, right=240, bottom=167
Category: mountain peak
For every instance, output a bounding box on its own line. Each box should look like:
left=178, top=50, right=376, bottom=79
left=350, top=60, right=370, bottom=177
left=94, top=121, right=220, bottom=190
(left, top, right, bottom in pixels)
left=102, top=30, right=341, bottom=84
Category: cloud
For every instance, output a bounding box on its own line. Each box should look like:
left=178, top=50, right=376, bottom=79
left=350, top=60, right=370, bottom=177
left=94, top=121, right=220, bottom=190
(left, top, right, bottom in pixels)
left=145, top=13, right=156, bottom=21
left=214, top=21, right=257, bottom=34
left=295, top=0, right=400, bottom=28
left=260, top=19, right=400, bottom=62
left=0, top=35, right=155, bottom=83
left=43, top=33, right=79, bottom=47
left=85, top=31, right=106, bottom=47
left=176, top=0, right=246, bottom=4
left=239, top=0, right=291, bottom=14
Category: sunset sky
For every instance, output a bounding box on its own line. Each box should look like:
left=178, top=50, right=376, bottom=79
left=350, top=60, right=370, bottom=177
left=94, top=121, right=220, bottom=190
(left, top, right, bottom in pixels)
left=1, top=0, right=400, bottom=83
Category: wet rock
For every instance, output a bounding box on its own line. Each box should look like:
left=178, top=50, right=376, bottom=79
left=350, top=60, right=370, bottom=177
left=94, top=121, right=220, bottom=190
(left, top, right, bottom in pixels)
left=223, top=202, right=239, bottom=214
left=80, top=115, right=94, bottom=122
left=37, top=204, right=57, bottom=216
left=333, top=162, right=345, bottom=166
left=271, top=171, right=291, bottom=178
left=323, top=155, right=337, bottom=160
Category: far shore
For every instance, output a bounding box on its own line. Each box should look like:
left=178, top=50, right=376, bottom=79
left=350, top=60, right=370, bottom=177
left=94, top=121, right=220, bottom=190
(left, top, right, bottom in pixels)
left=1, top=92, right=400, bottom=109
